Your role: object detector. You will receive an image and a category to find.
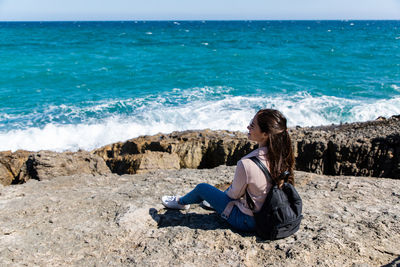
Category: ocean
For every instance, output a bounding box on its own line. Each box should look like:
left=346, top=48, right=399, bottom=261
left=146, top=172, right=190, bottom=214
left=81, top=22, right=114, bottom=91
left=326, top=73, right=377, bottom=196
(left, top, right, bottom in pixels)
left=0, top=20, right=399, bottom=152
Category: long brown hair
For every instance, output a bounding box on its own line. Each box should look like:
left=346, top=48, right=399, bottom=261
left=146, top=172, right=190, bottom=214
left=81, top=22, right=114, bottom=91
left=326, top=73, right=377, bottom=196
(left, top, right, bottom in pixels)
left=256, top=109, right=295, bottom=187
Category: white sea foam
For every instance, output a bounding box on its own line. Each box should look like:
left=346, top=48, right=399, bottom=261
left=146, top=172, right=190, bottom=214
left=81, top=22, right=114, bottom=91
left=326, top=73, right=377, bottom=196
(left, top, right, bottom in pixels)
left=349, top=97, right=400, bottom=122
left=390, top=84, right=400, bottom=91
left=2, top=89, right=400, bottom=152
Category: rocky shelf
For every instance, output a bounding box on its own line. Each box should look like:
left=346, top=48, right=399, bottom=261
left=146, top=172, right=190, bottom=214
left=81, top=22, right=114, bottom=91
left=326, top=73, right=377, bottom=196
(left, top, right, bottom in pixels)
left=1, top=115, right=399, bottom=186
left=0, top=167, right=399, bottom=266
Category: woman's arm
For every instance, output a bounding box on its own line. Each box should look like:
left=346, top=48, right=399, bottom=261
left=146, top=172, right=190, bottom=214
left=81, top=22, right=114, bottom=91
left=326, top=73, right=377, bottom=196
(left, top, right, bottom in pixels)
left=225, top=160, right=248, bottom=199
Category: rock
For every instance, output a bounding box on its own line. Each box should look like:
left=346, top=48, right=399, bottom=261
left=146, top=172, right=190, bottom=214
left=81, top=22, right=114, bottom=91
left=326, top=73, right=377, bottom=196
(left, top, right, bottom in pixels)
left=0, top=150, right=31, bottom=185
left=94, top=117, right=400, bottom=178
left=108, top=151, right=180, bottom=174
left=291, top=116, right=400, bottom=178
left=26, top=150, right=111, bottom=180
left=0, top=162, right=12, bottom=186
left=94, top=129, right=256, bottom=173
left=0, top=167, right=399, bottom=266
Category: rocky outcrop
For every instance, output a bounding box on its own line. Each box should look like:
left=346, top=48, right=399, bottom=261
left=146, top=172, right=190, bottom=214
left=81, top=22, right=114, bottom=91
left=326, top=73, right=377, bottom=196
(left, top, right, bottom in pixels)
left=291, top=115, right=400, bottom=178
left=94, top=129, right=256, bottom=174
left=0, top=150, right=31, bottom=185
left=0, top=167, right=399, bottom=266
left=26, top=150, right=111, bottom=180
left=106, top=151, right=180, bottom=175
left=0, top=116, right=399, bottom=186
left=0, top=150, right=110, bottom=185
left=94, top=116, right=400, bottom=179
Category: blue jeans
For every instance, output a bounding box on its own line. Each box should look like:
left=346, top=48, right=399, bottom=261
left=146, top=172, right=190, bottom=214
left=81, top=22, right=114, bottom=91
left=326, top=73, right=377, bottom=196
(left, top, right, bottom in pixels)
left=178, top=183, right=256, bottom=232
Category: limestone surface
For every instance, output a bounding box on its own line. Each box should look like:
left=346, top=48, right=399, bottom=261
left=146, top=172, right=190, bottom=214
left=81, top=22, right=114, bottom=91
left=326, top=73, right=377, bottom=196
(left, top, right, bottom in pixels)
left=26, top=150, right=111, bottom=180
left=0, top=167, right=399, bottom=266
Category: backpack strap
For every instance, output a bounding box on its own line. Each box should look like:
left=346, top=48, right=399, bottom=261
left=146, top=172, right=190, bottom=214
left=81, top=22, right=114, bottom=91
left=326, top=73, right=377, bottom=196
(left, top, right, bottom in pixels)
left=245, top=156, right=273, bottom=210
left=249, top=156, right=273, bottom=184
left=250, top=156, right=291, bottom=183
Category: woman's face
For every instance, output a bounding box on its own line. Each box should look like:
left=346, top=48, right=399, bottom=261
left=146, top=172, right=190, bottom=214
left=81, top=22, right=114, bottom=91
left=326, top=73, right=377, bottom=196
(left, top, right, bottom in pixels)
left=247, top=115, right=268, bottom=145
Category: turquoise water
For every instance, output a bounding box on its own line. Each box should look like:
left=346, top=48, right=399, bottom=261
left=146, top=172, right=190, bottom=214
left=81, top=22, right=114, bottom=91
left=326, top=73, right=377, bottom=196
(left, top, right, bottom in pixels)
left=0, top=20, right=399, bottom=151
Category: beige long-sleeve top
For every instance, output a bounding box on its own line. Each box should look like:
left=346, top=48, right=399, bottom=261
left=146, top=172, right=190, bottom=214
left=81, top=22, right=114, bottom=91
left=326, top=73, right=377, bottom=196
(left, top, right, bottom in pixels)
left=222, top=146, right=272, bottom=218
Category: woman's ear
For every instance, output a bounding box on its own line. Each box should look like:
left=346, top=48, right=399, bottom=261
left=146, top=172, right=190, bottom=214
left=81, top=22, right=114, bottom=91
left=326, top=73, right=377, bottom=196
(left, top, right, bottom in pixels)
left=261, top=132, right=269, bottom=143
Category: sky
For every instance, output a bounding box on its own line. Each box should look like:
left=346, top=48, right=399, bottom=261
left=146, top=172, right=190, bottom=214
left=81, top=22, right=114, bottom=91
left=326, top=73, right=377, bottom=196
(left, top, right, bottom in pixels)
left=0, top=0, right=400, bottom=21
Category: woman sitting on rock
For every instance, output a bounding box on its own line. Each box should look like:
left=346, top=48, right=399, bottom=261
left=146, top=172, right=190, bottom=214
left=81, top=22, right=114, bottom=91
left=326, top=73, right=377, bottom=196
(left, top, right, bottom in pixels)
left=161, top=108, right=295, bottom=232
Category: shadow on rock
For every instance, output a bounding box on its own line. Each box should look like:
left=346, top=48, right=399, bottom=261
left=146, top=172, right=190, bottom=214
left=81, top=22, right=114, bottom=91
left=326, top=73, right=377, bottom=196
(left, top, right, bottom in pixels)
left=149, top=208, right=256, bottom=239
left=149, top=208, right=231, bottom=230
left=381, top=256, right=400, bottom=267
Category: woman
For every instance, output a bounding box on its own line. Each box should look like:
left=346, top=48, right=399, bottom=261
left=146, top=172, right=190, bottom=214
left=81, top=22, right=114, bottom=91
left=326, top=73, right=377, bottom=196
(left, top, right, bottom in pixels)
left=161, top=109, right=295, bottom=232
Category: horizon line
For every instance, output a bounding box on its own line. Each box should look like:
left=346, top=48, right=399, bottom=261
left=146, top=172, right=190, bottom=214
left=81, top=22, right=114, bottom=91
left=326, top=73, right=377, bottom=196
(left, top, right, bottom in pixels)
left=1, top=19, right=400, bottom=23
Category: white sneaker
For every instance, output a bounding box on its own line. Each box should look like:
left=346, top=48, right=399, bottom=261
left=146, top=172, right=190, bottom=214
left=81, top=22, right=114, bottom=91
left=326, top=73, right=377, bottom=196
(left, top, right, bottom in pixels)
left=161, top=195, right=190, bottom=210
left=201, top=200, right=214, bottom=210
